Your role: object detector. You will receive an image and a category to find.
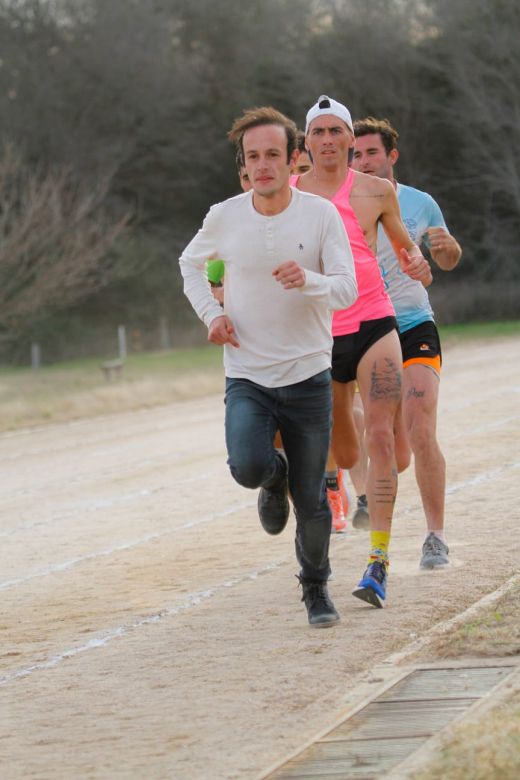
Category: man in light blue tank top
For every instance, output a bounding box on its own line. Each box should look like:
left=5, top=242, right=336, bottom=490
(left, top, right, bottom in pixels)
left=352, top=117, right=462, bottom=570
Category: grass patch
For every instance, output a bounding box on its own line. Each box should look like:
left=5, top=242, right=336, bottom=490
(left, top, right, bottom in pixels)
left=439, top=320, right=520, bottom=344
left=418, top=583, right=520, bottom=660
left=412, top=699, right=520, bottom=780
left=0, top=346, right=224, bottom=431
left=411, top=582, right=520, bottom=780
left=0, top=321, right=518, bottom=432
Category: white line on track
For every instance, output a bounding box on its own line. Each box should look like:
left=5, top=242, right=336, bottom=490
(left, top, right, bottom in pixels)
left=446, top=414, right=520, bottom=441
left=0, top=499, right=255, bottom=591
left=0, top=472, right=221, bottom=539
left=2, top=457, right=519, bottom=688
left=2, top=460, right=519, bottom=593
left=446, top=459, right=520, bottom=495
left=0, top=559, right=285, bottom=687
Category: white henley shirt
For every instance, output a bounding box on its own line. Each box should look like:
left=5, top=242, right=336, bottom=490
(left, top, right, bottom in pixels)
left=179, top=187, right=357, bottom=387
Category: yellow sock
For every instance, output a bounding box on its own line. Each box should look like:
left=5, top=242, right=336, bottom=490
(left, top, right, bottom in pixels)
left=368, top=530, right=390, bottom=565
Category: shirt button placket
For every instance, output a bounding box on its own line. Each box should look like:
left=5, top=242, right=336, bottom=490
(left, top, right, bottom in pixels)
left=266, top=220, right=275, bottom=256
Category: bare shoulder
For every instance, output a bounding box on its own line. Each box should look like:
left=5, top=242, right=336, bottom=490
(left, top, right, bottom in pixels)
left=351, top=169, right=394, bottom=198
left=295, top=170, right=313, bottom=192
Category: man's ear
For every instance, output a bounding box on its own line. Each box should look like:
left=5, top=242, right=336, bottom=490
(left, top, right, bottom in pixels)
left=289, top=148, right=299, bottom=168
left=389, top=149, right=399, bottom=166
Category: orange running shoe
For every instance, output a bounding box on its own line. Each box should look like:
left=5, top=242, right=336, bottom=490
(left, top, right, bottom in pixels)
left=337, top=468, right=350, bottom=517
left=327, top=487, right=347, bottom=533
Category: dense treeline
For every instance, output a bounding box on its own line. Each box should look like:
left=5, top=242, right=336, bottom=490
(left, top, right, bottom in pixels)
left=0, top=0, right=518, bottom=362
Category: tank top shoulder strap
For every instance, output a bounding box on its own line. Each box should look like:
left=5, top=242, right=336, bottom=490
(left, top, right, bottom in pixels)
left=332, top=168, right=355, bottom=202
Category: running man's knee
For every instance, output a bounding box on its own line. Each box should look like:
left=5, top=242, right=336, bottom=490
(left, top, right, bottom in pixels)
left=228, top=453, right=273, bottom=489
left=365, top=423, right=395, bottom=462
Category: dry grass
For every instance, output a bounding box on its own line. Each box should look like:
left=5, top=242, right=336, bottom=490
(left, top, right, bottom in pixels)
left=413, top=699, right=520, bottom=780
left=424, top=584, right=520, bottom=660
left=2, top=323, right=518, bottom=433
left=0, top=347, right=224, bottom=431
left=411, top=584, right=520, bottom=780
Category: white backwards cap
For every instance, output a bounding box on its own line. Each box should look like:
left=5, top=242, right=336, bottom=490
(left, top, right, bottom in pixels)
left=305, top=95, right=353, bottom=134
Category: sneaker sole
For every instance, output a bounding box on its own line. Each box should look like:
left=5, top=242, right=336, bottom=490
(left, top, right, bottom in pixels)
left=351, top=511, right=370, bottom=530
left=352, top=519, right=369, bottom=531
left=331, top=525, right=347, bottom=534
left=420, top=558, right=449, bottom=570
left=352, top=585, right=384, bottom=608
left=309, top=615, right=340, bottom=628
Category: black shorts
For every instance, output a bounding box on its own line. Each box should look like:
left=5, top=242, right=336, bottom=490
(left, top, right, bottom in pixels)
left=399, top=320, right=442, bottom=373
left=331, top=316, right=398, bottom=383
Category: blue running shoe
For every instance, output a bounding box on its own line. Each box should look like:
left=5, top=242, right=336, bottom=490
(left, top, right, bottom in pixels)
left=352, top=559, right=387, bottom=608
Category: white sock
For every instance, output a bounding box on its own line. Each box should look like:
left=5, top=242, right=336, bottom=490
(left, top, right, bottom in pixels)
left=426, top=530, right=445, bottom=543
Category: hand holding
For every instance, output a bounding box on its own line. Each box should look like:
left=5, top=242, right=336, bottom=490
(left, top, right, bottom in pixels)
left=426, top=227, right=452, bottom=254
left=400, top=247, right=432, bottom=286
left=272, top=261, right=306, bottom=289
left=208, top=315, right=239, bottom=347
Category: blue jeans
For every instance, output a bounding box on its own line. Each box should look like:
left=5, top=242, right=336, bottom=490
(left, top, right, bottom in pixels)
left=225, top=370, right=333, bottom=581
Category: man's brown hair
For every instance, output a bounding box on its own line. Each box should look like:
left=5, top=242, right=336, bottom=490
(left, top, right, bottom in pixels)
left=228, top=107, right=298, bottom=163
left=353, top=117, right=399, bottom=156
left=296, top=129, right=306, bottom=153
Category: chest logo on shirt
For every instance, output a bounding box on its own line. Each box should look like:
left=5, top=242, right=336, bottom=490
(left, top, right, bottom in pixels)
left=298, top=243, right=304, bottom=250
left=403, top=218, right=418, bottom=242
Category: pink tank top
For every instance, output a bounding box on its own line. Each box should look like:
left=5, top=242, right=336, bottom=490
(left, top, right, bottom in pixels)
left=292, top=170, right=394, bottom=335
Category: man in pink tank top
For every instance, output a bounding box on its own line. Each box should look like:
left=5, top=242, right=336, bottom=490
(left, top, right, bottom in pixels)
left=295, top=95, right=431, bottom=608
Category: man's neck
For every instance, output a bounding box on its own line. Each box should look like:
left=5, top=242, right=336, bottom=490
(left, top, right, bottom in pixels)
left=311, top=160, right=349, bottom=187
left=252, top=187, right=292, bottom=216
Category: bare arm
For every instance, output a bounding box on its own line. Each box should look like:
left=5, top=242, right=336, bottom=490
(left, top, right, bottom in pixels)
left=379, top=184, right=432, bottom=287
left=426, top=227, right=462, bottom=271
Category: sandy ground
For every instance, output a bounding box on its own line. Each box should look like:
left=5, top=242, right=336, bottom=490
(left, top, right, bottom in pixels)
left=1, top=337, right=519, bottom=780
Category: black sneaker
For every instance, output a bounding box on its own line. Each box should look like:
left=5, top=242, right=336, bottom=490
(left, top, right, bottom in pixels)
left=352, top=494, right=370, bottom=530
left=257, top=451, right=289, bottom=535
left=298, top=577, right=340, bottom=628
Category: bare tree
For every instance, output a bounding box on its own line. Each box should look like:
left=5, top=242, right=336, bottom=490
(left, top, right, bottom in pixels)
left=407, top=0, right=520, bottom=282
left=0, top=144, right=131, bottom=344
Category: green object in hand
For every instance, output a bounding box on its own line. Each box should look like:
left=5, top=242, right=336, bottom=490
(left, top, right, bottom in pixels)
left=206, top=259, right=225, bottom=284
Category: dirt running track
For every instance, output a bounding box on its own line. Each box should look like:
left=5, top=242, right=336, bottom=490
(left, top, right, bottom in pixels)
left=1, top=337, right=519, bottom=779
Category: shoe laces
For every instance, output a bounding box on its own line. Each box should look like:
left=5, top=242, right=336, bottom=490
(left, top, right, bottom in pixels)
left=424, top=533, right=448, bottom=554
left=297, top=577, right=329, bottom=607
left=368, top=560, right=387, bottom=584
left=327, top=488, right=344, bottom=518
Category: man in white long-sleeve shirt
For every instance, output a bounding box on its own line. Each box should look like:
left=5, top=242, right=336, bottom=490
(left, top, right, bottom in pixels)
left=179, top=107, right=357, bottom=627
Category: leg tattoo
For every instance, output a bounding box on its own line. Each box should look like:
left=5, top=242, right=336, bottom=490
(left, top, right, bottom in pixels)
left=370, top=358, right=402, bottom=401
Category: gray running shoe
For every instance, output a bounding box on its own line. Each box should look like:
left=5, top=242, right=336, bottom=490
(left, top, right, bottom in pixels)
left=420, top=532, right=449, bottom=569
left=352, top=494, right=369, bottom=530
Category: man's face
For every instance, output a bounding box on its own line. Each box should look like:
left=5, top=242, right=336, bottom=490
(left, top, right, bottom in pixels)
left=352, top=133, right=397, bottom=180
left=292, top=150, right=312, bottom=175
left=306, top=115, right=353, bottom=170
left=242, top=124, right=295, bottom=198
